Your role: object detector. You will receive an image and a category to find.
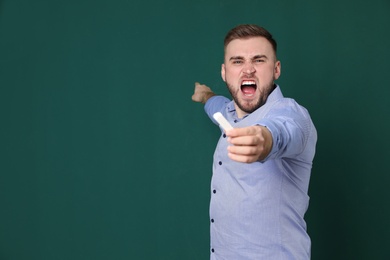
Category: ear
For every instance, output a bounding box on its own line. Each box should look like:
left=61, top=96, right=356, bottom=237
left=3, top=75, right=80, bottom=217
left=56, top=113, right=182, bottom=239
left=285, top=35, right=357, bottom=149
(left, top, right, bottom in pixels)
left=274, top=60, right=281, bottom=80
left=221, top=64, right=226, bottom=82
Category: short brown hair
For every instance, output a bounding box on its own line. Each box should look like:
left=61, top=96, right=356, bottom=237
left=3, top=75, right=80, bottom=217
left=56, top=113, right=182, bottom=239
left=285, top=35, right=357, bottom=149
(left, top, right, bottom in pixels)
left=224, top=24, right=277, bottom=55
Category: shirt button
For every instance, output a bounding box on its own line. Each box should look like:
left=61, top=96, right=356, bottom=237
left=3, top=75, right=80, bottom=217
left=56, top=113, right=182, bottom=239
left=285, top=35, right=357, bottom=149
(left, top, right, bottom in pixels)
left=219, top=161, right=222, bottom=165
left=223, top=133, right=226, bottom=138
left=234, top=120, right=238, bottom=123
left=211, top=248, right=215, bottom=253
left=213, top=189, right=216, bottom=194
left=211, top=219, right=214, bottom=223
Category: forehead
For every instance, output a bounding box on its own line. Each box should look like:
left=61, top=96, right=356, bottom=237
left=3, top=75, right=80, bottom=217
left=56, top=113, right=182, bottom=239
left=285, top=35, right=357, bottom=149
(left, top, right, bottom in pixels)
left=224, top=36, right=275, bottom=59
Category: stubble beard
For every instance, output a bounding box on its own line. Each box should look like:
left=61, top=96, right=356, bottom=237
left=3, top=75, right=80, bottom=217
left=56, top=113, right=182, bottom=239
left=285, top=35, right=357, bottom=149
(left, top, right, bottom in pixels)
left=226, top=81, right=276, bottom=114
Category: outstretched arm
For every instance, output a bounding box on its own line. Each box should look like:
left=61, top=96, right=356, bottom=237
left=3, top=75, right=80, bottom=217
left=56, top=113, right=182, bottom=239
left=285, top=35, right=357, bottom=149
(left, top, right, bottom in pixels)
left=191, top=82, right=216, bottom=104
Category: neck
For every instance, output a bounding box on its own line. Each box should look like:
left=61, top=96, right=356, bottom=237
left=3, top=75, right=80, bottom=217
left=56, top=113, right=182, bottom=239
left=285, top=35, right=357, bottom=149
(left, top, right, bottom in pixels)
left=234, top=104, right=248, bottom=119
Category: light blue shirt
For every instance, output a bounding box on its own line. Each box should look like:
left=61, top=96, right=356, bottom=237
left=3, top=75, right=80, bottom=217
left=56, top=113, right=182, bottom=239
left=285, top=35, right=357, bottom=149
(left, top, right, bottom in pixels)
left=204, top=85, right=317, bottom=260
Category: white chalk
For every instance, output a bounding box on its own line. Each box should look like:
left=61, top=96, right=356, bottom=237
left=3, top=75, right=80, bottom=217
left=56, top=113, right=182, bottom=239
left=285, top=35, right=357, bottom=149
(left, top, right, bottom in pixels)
left=213, top=112, right=233, bottom=131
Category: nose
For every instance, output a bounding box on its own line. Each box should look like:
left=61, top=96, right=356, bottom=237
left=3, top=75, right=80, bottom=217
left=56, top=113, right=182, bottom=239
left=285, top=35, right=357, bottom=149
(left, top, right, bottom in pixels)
left=243, top=62, right=255, bottom=75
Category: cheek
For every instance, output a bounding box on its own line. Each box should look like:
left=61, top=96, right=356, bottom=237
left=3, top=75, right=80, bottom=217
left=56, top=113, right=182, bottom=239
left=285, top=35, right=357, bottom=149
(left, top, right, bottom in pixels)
left=257, top=68, right=275, bottom=80
left=224, top=68, right=240, bottom=81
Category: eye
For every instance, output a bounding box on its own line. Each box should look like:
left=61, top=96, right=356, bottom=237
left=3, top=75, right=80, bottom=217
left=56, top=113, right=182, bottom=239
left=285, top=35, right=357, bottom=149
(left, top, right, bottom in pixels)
left=254, top=59, right=265, bottom=63
left=232, top=60, right=243, bottom=64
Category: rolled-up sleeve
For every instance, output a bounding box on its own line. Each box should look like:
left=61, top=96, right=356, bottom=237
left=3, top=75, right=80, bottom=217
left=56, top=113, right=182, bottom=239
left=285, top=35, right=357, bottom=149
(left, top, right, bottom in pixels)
left=256, top=100, right=314, bottom=161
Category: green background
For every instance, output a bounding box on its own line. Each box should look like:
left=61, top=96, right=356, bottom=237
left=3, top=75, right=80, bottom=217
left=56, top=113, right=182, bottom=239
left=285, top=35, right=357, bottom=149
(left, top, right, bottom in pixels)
left=1, top=0, right=389, bottom=259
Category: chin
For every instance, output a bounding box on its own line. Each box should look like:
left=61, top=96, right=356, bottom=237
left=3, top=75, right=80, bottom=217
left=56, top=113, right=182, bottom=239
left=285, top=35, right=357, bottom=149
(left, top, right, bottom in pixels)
left=237, top=100, right=263, bottom=114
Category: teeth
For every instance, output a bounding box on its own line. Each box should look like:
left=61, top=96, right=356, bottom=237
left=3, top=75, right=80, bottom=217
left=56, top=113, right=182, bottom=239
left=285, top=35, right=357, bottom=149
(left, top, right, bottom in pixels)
left=242, top=81, right=256, bottom=85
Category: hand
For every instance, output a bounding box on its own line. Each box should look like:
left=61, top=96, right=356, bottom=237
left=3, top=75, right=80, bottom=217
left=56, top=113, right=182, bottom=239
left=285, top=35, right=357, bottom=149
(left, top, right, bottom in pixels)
left=226, top=125, right=273, bottom=163
left=192, top=82, right=215, bottom=104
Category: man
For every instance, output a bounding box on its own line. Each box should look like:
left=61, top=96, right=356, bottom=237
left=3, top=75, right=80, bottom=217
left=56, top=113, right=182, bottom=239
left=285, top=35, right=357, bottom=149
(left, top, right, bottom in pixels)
left=192, top=24, right=317, bottom=259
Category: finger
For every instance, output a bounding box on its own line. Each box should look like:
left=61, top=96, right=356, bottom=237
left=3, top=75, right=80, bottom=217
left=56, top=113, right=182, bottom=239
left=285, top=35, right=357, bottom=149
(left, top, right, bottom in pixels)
left=228, top=145, right=262, bottom=156
left=192, top=82, right=204, bottom=102
left=228, top=152, right=258, bottom=163
left=228, top=135, right=262, bottom=146
left=226, top=126, right=260, bottom=137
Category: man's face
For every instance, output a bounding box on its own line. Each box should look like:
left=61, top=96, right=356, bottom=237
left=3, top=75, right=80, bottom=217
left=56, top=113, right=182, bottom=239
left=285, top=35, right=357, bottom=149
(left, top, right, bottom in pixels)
left=221, top=36, right=281, bottom=118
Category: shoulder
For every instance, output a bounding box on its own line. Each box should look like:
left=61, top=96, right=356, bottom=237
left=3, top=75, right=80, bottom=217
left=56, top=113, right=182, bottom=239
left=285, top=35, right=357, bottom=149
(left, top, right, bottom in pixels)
left=205, top=95, right=231, bottom=113
left=269, top=98, right=311, bottom=119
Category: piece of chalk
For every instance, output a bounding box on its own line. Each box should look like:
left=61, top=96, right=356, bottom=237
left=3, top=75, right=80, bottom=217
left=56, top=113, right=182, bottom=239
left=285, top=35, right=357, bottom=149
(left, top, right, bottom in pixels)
left=213, top=112, right=233, bottom=131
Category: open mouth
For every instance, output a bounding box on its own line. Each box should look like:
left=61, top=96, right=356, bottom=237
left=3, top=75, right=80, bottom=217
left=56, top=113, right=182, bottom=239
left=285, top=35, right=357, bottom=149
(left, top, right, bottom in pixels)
left=241, top=80, right=257, bottom=97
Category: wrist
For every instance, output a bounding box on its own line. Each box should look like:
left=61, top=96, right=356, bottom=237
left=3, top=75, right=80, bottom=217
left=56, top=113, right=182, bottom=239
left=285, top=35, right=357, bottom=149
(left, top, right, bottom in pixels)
left=203, top=92, right=216, bottom=104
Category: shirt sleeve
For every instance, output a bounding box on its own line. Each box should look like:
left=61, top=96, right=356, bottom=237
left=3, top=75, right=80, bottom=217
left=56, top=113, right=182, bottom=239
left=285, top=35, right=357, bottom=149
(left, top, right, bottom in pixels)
left=204, top=96, right=231, bottom=125
left=256, top=100, right=314, bottom=161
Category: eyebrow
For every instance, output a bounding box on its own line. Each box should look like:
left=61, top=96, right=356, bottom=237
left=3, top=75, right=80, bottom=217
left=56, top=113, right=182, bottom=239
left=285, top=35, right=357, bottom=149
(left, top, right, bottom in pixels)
left=229, top=54, right=268, bottom=61
left=252, top=54, right=268, bottom=60
left=229, top=56, right=244, bottom=61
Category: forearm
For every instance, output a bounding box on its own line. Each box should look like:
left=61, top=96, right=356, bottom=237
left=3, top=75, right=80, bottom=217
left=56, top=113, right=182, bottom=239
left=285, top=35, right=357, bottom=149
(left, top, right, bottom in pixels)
left=200, top=92, right=216, bottom=104
left=257, top=117, right=308, bottom=160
